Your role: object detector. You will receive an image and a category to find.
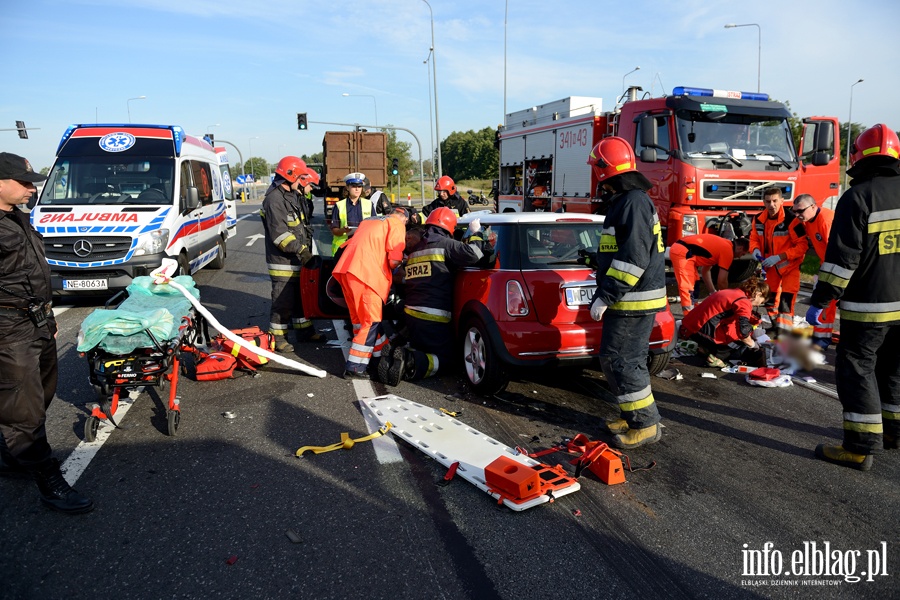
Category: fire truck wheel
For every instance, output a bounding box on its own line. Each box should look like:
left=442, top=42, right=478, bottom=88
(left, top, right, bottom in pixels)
left=461, top=318, right=509, bottom=396
left=84, top=416, right=99, bottom=443
left=167, top=409, right=180, bottom=436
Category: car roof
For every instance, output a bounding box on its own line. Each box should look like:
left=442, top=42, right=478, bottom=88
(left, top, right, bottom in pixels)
left=457, top=210, right=605, bottom=226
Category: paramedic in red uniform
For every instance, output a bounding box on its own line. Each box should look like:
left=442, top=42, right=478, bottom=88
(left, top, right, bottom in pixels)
left=586, top=137, right=668, bottom=449
left=378, top=207, right=491, bottom=386
left=0, top=153, right=93, bottom=514
left=790, top=193, right=837, bottom=351
left=669, top=234, right=750, bottom=313
left=808, top=124, right=900, bottom=471
left=748, top=187, right=809, bottom=337
left=333, top=207, right=409, bottom=379
left=261, top=156, right=322, bottom=352
left=678, top=277, right=769, bottom=368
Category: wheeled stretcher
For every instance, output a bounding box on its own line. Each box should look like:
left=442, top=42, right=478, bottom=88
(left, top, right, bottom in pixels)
left=77, top=276, right=206, bottom=440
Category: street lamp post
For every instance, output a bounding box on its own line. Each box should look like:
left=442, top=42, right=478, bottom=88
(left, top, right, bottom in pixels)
left=425, top=49, right=435, bottom=178
left=207, top=123, right=220, bottom=134
left=622, top=66, right=640, bottom=97
left=724, top=23, right=761, bottom=92
left=248, top=136, right=259, bottom=200
left=341, top=93, right=378, bottom=127
left=422, top=0, right=442, bottom=177
left=845, top=78, right=864, bottom=188
left=126, top=96, right=146, bottom=123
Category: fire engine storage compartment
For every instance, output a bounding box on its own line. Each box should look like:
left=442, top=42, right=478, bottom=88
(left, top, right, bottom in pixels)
left=500, top=97, right=602, bottom=212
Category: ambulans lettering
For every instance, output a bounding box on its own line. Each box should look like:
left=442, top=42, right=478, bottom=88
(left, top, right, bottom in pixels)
left=879, top=230, right=900, bottom=254
left=405, top=262, right=432, bottom=279
left=39, top=213, right=140, bottom=224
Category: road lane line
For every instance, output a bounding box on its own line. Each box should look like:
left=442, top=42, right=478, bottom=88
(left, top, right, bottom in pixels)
left=332, top=317, right=402, bottom=464
left=61, top=395, right=139, bottom=485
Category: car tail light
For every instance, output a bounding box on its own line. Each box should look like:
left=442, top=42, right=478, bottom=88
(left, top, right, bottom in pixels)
left=506, top=280, right=529, bottom=316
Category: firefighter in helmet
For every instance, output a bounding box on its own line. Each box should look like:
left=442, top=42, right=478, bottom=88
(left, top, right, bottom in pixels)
left=586, top=136, right=668, bottom=449
left=808, top=123, right=900, bottom=470
left=378, top=207, right=491, bottom=386
left=261, top=156, right=322, bottom=351
left=422, top=175, right=469, bottom=218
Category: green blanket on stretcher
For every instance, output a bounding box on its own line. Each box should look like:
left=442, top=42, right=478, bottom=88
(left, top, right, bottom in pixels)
left=76, top=276, right=200, bottom=354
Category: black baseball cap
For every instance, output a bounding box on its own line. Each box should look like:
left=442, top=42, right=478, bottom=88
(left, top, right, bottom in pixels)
left=0, top=152, right=47, bottom=182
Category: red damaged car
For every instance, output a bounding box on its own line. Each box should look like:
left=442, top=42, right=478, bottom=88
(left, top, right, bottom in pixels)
left=300, top=211, right=675, bottom=395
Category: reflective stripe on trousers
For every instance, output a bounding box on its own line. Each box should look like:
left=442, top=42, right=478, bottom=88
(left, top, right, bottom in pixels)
left=598, top=312, right=661, bottom=429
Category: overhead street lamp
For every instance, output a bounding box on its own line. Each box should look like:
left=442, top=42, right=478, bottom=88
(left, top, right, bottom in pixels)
left=845, top=78, right=864, bottom=188
left=724, top=23, right=761, bottom=92
left=248, top=136, right=260, bottom=200
left=622, top=66, right=640, bottom=95
left=424, top=49, right=435, bottom=178
left=126, top=95, right=146, bottom=122
left=341, top=93, right=378, bottom=127
left=422, top=0, right=442, bottom=177
left=207, top=123, right=220, bottom=134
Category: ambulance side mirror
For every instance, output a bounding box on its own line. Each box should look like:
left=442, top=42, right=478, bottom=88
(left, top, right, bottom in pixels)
left=182, top=187, right=200, bottom=213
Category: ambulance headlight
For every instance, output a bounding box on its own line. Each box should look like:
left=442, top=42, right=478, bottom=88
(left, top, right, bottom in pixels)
left=134, top=229, right=169, bottom=256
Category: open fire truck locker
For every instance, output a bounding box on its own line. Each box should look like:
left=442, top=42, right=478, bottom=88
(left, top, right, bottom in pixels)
left=321, top=131, right=387, bottom=221
left=497, top=87, right=840, bottom=246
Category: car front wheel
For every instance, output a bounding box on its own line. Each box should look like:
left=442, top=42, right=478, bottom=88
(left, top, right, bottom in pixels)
left=461, top=318, right=509, bottom=396
left=647, top=350, right=672, bottom=376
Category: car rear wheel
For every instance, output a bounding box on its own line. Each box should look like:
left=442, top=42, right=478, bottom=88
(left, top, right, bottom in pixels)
left=461, top=318, right=509, bottom=396
left=648, top=350, right=672, bottom=376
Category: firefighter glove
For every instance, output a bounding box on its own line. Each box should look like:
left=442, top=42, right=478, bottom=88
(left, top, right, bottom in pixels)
left=590, top=298, right=607, bottom=322
left=297, top=248, right=313, bottom=266
left=805, top=306, right=823, bottom=326
left=761, top=255, right=781, bottom=269
left=577, top=248, right=597, bottom=268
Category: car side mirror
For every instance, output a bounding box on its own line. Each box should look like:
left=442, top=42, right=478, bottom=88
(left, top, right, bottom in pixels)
left=182, top=187, right=200, bottom=212
left=640, top=148, right=658, bottom=163
left=811, top=151, right=830, bottom=167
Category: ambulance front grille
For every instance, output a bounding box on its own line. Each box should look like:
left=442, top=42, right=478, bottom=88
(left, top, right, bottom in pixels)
left=44, top=236, right=133, bottom=262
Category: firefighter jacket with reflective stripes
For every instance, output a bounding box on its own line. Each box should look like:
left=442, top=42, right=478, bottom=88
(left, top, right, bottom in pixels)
left=748, top=207, right=808, bottom=274
left=803, top=206, right=834, bottom=262
left=679, top=288, right=753, bottom=345
left=402, top=225, right=489, bottom=323
left=810, top=163, right=900, bottom=326
left=261, top=183, right=313, bottom=279
left=421, top=194, right=469, bottom=217
left=0, top=207, right=55, bottom=343
left=592, top=189, right=667, bottom=315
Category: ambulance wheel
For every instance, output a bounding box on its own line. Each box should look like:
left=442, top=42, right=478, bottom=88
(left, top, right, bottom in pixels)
left=167, top=409, right=180, bottom=436
left=209, top=239, right=226, bottom=270
left=461, top=318, right=509, bottom=396
left=84, top=416, right=99, bottom=443
left=177, top=253, right=191, bottom=277
left=648, top=350, right=672, bottom=376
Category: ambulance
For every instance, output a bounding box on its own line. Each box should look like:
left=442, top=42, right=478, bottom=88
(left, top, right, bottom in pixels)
left=33, top=124, right=237, bottom=294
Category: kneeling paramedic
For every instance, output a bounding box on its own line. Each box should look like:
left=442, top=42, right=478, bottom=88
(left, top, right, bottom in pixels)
left=261, top=156, right=322, bottom=351
left=586, top=137, right=668, bottom=450
left=379, top=208, right=491, bottom=386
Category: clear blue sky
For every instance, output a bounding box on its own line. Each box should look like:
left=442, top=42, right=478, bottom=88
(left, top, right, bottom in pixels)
left=3, top=0, right=898, bottom=172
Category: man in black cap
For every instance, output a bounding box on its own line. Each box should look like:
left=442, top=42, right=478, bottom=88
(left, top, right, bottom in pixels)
left=0, top=152, right=93, bottom=513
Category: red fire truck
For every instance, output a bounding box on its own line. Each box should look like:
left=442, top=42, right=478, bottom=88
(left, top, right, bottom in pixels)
left=497, top=87, right=840, bottom=245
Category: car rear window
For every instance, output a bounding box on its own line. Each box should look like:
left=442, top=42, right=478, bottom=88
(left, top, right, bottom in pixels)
left=521, top=223, right=603, bottom=269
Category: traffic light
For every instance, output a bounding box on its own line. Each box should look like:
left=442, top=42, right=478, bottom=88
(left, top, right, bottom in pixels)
left=391, top=158, right=399, bottom=176
left=297, top=113, right=308, bottom=130
left=16, top=120, right=27, bottom=139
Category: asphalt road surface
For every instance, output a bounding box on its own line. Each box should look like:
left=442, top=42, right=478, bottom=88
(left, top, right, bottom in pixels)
left=2, top=199, right=897, bottom=600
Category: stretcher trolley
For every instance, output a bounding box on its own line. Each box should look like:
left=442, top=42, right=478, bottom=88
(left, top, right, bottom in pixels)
left=76, top=275, right=206, bottom=441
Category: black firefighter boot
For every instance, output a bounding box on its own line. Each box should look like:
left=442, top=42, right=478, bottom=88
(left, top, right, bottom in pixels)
left=33, top=459, right=94, bottom=514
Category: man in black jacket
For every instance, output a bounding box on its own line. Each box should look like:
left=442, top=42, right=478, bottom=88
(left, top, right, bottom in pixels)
left=0, top=152, right=93, bottom=514
left=422, top=175, right=469, bottom=217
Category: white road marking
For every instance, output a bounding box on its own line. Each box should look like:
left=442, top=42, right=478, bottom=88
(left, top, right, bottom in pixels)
left=61, top=394, right=139, bottom=485
left=332, top=317, right=402, bottom=464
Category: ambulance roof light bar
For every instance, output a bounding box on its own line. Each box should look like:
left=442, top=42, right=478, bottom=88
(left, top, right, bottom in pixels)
left=56, top=124, right=187, bottom=155
left=672, top=86, right=769, bottom=102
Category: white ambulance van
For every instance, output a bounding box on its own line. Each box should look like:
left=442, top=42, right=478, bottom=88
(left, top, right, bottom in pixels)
left=33, top=124, right=237, bottom=295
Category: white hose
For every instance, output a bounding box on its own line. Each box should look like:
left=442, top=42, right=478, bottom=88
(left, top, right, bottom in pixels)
left=151, top=259, right=326, bottom=378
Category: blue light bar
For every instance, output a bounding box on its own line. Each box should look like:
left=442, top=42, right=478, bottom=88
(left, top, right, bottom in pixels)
left=55, top=124, right=186, bottom=156
left=673, top=86, right=769, bottom=102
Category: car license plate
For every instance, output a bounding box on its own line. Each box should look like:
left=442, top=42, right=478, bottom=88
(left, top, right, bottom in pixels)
left=63, top=278, right=108, bottom=290
left=565, top=285, right=595, bottom=306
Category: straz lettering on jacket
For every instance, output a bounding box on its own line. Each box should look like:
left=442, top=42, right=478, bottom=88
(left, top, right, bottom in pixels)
left=405, top=262, right=432, bottom=279
left=39, top=213, right=139, bottom=224
left=874, top=212, right=900, bottom=255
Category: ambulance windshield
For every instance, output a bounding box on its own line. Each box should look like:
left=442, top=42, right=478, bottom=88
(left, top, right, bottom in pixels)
left=38, top=157, right=175, bottom=206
